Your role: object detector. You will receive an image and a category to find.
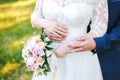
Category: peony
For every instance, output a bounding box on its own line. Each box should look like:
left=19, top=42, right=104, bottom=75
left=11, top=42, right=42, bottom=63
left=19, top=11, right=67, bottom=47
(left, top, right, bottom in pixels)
left=37, top=42, right=45, bottom=50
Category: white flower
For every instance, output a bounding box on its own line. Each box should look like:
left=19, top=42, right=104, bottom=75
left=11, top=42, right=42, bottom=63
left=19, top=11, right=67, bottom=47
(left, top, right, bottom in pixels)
left=34, top=63, right=39, bottom=70
left=38, top=50, right=45, bottom=56
left=26, top=57, right=35, bottom=65
left=27, top=41, right=36, bottom=49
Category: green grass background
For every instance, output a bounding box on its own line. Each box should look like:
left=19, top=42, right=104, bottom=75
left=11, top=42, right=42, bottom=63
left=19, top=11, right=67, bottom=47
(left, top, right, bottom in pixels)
left=0, top=0, right=41, bottom=79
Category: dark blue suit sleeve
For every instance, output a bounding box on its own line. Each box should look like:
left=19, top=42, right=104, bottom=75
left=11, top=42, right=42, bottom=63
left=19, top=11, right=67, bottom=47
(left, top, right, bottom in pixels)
left=94, top=19, right=120, bottom=53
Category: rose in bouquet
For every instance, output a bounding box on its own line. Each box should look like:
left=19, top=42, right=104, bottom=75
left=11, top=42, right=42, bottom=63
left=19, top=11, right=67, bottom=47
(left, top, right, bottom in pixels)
left=22, top=31, right=53, bottom=75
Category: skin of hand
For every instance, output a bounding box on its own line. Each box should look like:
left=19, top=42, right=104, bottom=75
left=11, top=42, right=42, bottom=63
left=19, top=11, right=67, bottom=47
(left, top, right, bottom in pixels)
left=53, top=43, right=70, bottom=58
left=67, top=33, right=97, bottom=53
left=43, top=20, right=68, bottom=42
left=32, top=17, right=68, bottom=42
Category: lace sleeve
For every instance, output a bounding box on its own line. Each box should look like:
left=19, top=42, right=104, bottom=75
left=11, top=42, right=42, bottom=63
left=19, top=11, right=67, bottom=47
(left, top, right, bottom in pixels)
left=31, top=0, right=44, bottom=27
left=90, top=0, right=108, bottom=37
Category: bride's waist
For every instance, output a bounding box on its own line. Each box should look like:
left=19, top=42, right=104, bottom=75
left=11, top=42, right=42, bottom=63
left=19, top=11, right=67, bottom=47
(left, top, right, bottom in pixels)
left=66, top=25, right=87, bottom=34
left=66, top=31, right=86, bottom=41
left=51, top=33, right=86, bottom=49
left=64, top=35, right=82, bottom=42
left=51, top=27, right=88, bottom=48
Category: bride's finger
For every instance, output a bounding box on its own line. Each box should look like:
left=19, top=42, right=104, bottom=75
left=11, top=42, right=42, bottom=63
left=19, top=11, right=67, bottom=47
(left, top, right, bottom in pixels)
left=58, top=24, right=68, bottom=30
left=52, top=37, right=66, bottom=42
left=55, top=29, right=68, bottom=37
left=56, top=26, right=68, bottom=33
left=52, top=31, right=62, bottom=38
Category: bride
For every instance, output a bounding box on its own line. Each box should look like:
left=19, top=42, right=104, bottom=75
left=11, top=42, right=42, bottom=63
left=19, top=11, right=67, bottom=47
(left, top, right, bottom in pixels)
left=31, top=0, right=108, bottom=80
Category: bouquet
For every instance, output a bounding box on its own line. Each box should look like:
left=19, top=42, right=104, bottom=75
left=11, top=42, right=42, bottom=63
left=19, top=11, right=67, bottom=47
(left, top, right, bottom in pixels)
left=22, top=31, right=53, bottom=75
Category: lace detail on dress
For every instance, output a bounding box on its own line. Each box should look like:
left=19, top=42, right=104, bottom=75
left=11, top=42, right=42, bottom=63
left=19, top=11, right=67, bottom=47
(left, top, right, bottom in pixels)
left=90, top=0, right=108, bottom=37
left=31, top=0, right=98, bottom=19
left=50, top=0, right=98, bottom=6
left=31, top=0, right=108, bottom=37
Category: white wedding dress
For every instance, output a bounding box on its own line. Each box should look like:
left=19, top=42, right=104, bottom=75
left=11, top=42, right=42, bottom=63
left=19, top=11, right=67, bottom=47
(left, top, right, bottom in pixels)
left=31, top=0, right=108, bottom=80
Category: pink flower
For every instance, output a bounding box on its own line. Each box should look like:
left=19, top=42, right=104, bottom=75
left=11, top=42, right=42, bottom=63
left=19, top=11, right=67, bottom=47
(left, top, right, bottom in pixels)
left=37, top=42, right=45, bottom=50
left=31, top=49, right=37, bottom=56
left=28, top=65, right=34, bottom=71
left=33, top=55, right=38, bottom=61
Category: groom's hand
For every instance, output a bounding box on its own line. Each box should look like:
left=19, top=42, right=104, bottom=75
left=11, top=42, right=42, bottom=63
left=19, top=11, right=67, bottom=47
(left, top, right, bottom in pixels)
left=68, top=36, right=96, bottom=53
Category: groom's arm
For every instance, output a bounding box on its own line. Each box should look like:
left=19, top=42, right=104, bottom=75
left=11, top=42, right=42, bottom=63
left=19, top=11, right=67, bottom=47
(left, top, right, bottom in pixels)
left=94, top=19, right=120, bottom=53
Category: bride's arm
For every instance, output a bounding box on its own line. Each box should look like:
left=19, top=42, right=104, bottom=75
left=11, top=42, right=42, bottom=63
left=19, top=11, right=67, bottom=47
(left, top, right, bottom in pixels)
left=31, top=0, right=68, bottom=42
left=83, top=0, right=108, bottom=38
left=31, top=0, right=56, bottom=29
left=31, top=0, right=45, bottom=29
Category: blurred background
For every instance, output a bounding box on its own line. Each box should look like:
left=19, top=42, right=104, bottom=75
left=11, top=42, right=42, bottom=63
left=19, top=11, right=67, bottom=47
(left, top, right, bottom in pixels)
left=0, top=0, right=41, bottom=79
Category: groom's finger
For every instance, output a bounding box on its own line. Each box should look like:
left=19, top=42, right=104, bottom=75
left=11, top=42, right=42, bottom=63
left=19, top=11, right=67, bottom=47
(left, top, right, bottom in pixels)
left=67, top=40, right=84, bottom=48
left=76, top=37, right=86, bottom=41
left=68, top=48, right=85, bottom=53
left=68, top=44, right=84, bottom=49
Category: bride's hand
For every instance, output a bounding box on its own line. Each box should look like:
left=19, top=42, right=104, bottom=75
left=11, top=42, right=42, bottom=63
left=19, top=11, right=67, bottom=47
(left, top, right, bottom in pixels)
left=53, top=43, right=70, bottom=58
left=43, top=20, right=68, bottom=42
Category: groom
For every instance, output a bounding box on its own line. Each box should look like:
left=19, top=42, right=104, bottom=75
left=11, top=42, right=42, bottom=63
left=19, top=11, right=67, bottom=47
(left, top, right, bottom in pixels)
left=68, top=0, right=120, bottom=80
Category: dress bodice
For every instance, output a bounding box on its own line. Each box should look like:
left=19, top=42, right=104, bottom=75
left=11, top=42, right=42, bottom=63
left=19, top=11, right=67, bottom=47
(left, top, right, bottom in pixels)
left=43, top=0, right=94, bottom=25
left=43, top=0, right=95, bottom=41
left=31, top=0, right=108, bottom=42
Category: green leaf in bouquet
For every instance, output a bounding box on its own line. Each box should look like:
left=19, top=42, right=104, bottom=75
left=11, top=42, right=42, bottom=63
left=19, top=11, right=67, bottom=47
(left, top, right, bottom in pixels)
left=38, top=72, right=42, bottom=76
left=42, top=59, right=50, bottom=70
left=43, top=71, right=48, bottom=75
left=42, top=55, right=46, bottom=60
left=44, top=64, right=50, bottom=71
left=45, top=46, right=53, bottom=50
left=46, top=41, right=53, bottom=45
left=41, top=30, right=47, bottom=41
left=25, top=68, right=31, bottom=72
left=28, top=52, right=32, bottom=56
